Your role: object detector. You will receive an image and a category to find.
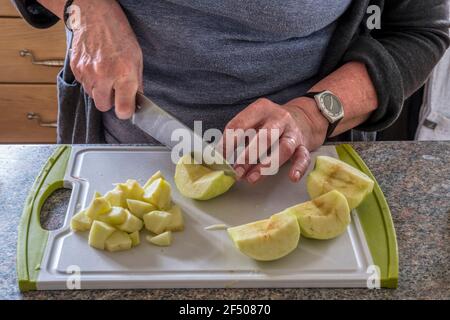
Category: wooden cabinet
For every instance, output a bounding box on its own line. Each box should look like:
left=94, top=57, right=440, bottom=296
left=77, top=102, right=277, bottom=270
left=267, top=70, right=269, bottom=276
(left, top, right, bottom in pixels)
left=0, top=4, right=65, bottom=143
left=0, top=85, right=58, bottom=143
left=0, top=19, right=66, bottom=83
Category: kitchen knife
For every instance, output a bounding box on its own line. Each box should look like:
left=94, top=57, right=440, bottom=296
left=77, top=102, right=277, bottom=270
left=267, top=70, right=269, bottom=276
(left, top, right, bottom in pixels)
left=132, top=92, right=236, bottom=178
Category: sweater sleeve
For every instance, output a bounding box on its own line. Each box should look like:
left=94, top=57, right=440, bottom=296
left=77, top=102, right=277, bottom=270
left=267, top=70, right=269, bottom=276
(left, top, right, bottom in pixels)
left=342, top=0, right=450, bottom=132
left=10, top=0, right=59, bottom=28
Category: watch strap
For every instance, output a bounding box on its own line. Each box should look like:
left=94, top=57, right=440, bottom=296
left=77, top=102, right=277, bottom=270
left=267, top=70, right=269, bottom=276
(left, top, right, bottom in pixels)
left=327, top=118, right=341, bottom=137
left=303, top=92, right=320, bottom=100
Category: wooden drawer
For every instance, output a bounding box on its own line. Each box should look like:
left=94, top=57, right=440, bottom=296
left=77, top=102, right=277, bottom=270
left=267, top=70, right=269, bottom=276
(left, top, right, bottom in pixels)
left=0, top=18, right=66, bottom=83
left=0, top=84, right=57, bottom=143
left=0, top=0, right=20, bottom=17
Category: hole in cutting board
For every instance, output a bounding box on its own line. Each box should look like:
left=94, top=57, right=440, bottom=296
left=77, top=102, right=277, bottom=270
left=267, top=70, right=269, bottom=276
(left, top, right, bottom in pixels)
left=40, top=188, right=72, bottom=231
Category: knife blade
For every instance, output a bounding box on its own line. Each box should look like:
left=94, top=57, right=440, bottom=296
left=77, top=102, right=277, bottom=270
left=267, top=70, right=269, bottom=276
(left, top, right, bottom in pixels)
left=132, top=92, right=236, bottom=178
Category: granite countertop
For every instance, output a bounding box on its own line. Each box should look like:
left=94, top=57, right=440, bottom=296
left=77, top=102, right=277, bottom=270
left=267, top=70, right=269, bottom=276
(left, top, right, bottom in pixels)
left=0, top=142, right=449, bottom=300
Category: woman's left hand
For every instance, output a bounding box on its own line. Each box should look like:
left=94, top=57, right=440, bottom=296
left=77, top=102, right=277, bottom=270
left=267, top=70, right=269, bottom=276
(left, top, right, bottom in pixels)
left=220, top=97, right=329, bottom=184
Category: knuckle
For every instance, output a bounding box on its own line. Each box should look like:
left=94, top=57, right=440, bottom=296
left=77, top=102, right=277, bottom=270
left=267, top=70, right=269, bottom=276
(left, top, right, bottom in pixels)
left=295, top=160, right=309, bottom=173
left=116, top=76, right=139, bottom=89
left=303, top=146, right=311, bottom=157
left=294, top=153, right=307, bottom=166
left=298, top=145, right=310, bottom=156
left=256, top=97, right=269, bottom=104
left=262, top=123, right=281, bottom=139
left=263, top=122, right=279, bottom=132
left=93, top=62, right=108, bottom=75
left=280, top=109, right=293, bottom=122
left=293, top=147, right=311, bottom=170
left=253, top=98, right=270, bottom=108
left=117, top=59, right=138, bottom=73
left=302, top=153, right=311, bottom=164
left=226, top=118, right=244, bottom=130
left=281, top=136, right=298, bottom=154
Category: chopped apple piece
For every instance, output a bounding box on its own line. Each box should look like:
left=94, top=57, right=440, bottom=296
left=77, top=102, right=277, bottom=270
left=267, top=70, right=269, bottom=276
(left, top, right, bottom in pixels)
left=129, top=231, right=140, bottom=247
left=88, top=221, right=116, bottom=250
left=166, top=205, right=184, bottom=232
left=85, top=197, right=112, bottom=219
left=143, top=170, right=164, bottom=189
left=143, top=211, right=172, bottom=234
left=97, top=207, right=127, bottom=225
left=307, top=156, right=374, bottom=209
left=147, top=231, right=172, bottom=247
left=143, top=178, right=171, bottom=210
left=127, top=179, right=145, bottom=199
left=174, top=154, right=235, bottom=200
left=105, top=230, right=132, bottom=252
left=116, top=210, right=143, bottom=233
left=227, top=212, right=300, bottom=261
left=76, top=174, right=186, bottom=253
left=126, top=199, right=157, bottom=219
left=70, top=210, right=92, bottom=232
left=104, top=189, right=128, bottom=208
left=114, top=179, right=145, bottom=201
left=288, top=190, right=351, bottom=240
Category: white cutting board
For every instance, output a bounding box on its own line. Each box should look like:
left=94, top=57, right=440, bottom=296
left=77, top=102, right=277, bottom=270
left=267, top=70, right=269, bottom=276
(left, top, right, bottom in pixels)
left=37, top=146, right=374, bottom=289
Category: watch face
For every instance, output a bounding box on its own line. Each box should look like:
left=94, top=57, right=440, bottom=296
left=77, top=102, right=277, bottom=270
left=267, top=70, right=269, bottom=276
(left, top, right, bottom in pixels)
left=319, top=92, right=343, bottom=119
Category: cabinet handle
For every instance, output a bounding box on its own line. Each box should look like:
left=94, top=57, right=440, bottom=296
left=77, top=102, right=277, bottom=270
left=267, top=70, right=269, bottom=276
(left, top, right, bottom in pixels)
left=27, top=113, right=57, bottom=128
left=20, top=49, right=64, bottom=67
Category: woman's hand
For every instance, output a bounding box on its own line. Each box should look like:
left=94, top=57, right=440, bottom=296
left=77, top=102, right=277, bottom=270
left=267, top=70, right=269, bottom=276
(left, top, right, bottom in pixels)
left=221, top=97, right=329, bottom=184
left=69, top=0, right=143, bottom=119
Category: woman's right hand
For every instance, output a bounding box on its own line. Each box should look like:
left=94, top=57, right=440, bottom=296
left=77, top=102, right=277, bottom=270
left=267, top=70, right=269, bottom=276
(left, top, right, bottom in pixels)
left=69, top=0, right=143, bottom=119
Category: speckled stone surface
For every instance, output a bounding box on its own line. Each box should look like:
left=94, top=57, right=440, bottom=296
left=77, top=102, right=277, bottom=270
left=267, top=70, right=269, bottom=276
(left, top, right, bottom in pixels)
left=0, top=142, right=449, bottom=300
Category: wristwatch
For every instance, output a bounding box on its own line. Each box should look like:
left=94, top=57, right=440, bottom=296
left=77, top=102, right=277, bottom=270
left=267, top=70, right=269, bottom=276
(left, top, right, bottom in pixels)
left=303, top=90, right=344, bottom=138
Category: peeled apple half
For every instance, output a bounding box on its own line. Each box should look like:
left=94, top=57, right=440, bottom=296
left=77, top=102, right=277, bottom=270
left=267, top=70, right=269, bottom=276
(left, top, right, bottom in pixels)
left=227, top=212, right=300, bottom=261
left=174, top=154, right=235, bottom=201
left=288, top=190, right=351, bottom=240
left=307, top=156, right=374, bottom=209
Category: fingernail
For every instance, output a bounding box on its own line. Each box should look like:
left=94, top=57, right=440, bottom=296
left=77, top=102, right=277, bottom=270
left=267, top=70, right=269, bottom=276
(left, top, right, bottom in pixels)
left=294, top=171, right=301, bottom=181
left=117, top=112, right=132, bottom=120
left=235, top=167, right=245, bottom=179
left=248, top=172, right=260, bottom=184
